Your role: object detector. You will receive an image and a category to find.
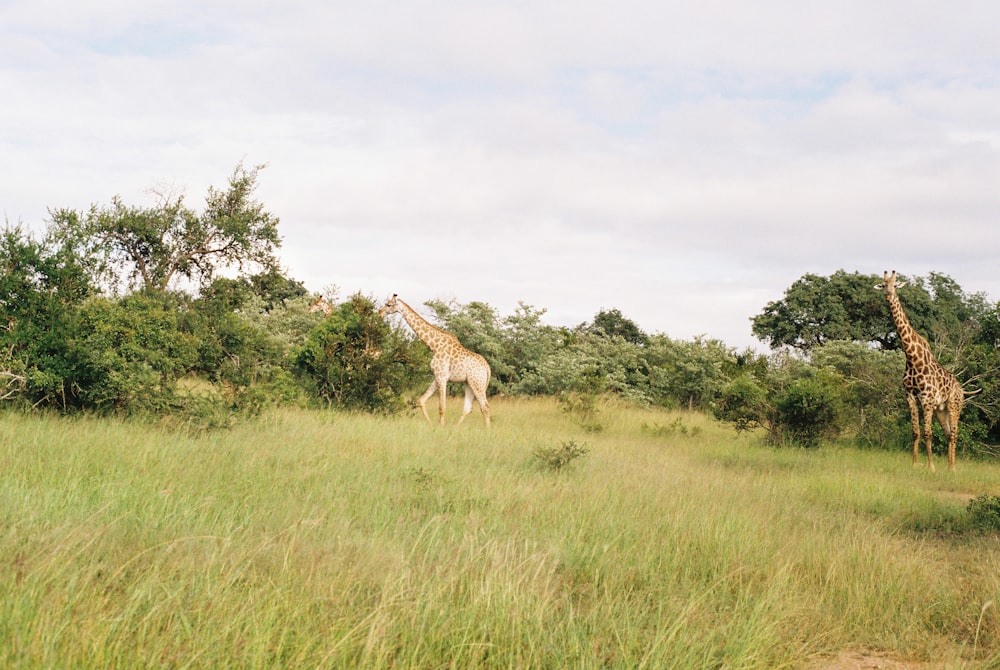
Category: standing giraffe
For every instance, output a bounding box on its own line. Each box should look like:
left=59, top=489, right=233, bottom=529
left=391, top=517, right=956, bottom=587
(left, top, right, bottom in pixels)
left=308, top=295, right=333, bottom=317
left=877, top=270, right=966, bottom=471
left=378, top=294, right=491, bottom=427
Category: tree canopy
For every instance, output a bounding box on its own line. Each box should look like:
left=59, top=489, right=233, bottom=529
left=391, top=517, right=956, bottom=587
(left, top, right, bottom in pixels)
left=47, top=162, right=281, bottom=293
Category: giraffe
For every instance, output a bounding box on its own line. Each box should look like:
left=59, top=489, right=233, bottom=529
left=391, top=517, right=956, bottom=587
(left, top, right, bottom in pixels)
left=308, top=295, right=333, bottom=317
left=378, top=294, right=491, bottom=427
left=877, top=270, right=966, bottom=471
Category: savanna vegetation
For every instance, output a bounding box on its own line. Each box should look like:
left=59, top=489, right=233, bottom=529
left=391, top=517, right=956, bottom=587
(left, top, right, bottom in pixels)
left=3, top=401, right=1000, bottom=668
left=4, top=165, right=1000, bottom=667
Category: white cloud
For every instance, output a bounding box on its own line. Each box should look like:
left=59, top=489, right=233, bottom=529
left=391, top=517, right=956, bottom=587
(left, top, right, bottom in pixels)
left=3, top=1, right=1000, bottom=349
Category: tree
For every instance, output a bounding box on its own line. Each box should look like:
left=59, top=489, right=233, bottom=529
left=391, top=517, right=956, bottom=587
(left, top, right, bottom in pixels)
left=0, top=224, right=94, bottom=408
left=590, top=308, right=648, bottom=345
left=751, top=270, right=963, bottom=351
left=48, top=162, right=281, bottom=293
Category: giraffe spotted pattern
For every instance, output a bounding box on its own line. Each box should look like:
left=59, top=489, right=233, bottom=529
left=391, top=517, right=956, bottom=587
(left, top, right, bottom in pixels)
left=878, top=270, right=966, bottom=472
left=378, top=294, right=491, bottom=427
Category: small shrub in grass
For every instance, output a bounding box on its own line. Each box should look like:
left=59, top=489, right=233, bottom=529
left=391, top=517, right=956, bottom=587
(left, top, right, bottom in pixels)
left=965, top=495, right=1000, bottom=534
left=533, top=439, right=589, bottom=472
left=642, top=417, right=702, bottom=438
left=558, top=392, right=605, bottom=433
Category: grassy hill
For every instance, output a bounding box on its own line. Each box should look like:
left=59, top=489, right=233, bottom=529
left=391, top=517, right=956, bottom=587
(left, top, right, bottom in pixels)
left=2, top=398, right=999, bottom=668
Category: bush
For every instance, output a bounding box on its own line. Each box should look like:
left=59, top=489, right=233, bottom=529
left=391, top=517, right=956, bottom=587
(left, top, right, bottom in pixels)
left=773, top=374, right=844, bottom=447
left=557, top=392, right=604, bottom=432
left=533, top=440, right=589, bottom=472
left=714, top=374, right=768, bottom=433
left=965, top=495, right=1000, bottom=534
left=294, top=294, right=413, bottom=412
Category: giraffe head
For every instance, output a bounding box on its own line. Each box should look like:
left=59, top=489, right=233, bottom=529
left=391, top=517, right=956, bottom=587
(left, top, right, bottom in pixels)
left=308, top=295, right=332, bottom=316
left=377, top=294, right=400, bottom=318
left=875, top=270, right=907, bottom=297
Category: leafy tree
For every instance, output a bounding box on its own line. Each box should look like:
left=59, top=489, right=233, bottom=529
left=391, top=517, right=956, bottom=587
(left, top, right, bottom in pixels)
left=752, top=271, right=893, bottom=350
left=590, top=308, right=648, bottom=345
left=48, top=162, right=281, bottom=293
left=0, top=224, right=94, bottom=408
left=498, top=303, right=563, bottom=394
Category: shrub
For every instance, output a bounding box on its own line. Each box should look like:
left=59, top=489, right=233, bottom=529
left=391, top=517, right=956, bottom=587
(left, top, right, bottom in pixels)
left=558, top=392, right=604, bottom=432
left=533, top=440, right=589, bottom=472
left=714, top=374, right=768, bottom=433
left=773, top=375, right=844, bottom=447
left=965, top=495, right=1000, bottom=534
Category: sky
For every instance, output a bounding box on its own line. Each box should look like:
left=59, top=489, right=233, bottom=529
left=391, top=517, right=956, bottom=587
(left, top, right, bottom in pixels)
left=2, top=1, right=999, bottom=350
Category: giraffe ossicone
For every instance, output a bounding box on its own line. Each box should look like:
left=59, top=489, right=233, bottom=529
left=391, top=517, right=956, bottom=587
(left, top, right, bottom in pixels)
left=378, top=294, right=491, bottom=427
left=877, top=270, right=966, bottom=471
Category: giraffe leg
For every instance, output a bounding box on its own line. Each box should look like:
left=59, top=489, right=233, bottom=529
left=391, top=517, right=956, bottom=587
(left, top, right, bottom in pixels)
left=949, top=410, right=959, bottom=472
left=417, top=380, right=437, bottom=423
left=456, top=385, right=474, bottom=425
left=906, top=394, right=921, bottom=467
left=941, top=397, right=961, bottom=472
left=473, top=384, right=490, bottom=428
left=923, top=404, right=936, bottom=472
left=438, top=380, right=447, bottom=425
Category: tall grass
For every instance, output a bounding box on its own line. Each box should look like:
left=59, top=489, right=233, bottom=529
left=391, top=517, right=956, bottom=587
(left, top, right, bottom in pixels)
left=2, top=398, right=999, bottom=668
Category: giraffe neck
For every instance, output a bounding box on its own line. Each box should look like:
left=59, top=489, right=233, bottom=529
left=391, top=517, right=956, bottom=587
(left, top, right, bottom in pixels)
left=886, top=291, right=925, bottom=361
left=395, top=299, right=454, bottom=353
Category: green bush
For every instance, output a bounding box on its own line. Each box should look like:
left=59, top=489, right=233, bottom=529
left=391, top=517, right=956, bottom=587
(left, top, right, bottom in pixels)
left=965, top=495, right=1000, bottom=534
left=714, top=374, right=768, bottom=433
left=773, top=374, right=844, bottom=447
left=533, top=440, right=589, bottom=472
left=294, top=294, right=413, bottom=412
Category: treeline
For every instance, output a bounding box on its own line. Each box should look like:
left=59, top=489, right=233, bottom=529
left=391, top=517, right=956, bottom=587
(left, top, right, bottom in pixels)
left=2, top=165, right=999, bottom=453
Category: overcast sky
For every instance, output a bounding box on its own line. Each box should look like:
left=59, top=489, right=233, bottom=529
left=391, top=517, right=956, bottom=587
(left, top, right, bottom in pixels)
left=3, top=2, right=999, bottom=349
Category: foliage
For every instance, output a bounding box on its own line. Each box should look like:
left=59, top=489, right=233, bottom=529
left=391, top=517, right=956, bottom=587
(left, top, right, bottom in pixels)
left=641, top=417, right=703, bottom=438
left=714, top=374, right=769, bottom=433
left=810, top=340, right=909, bottom=449
left=0, top=224, right=94, bottom=408
left=294, top=293, right=416, bottom=412
left=752, top=270, right=892, bottom=350
left=589, top=307, right=648, bottom=345
left=184, top=276, right=306, bottom=411
left=965, top=494, right=1000, bottom=534
left=645, top=335, right=736, bottom=410
left=557, top=391, right=604, bottom=432
left=532, top=439, right=589, bottom=471
left=772, top=371, right=845, bottom=447
left=71, top=292, right=199, bottom=412
left=47, top=162, right=281, bottom=293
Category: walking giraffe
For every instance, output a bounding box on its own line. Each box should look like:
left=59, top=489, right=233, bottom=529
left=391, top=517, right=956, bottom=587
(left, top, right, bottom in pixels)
left=877, top=270, right=966, bottom=471
left=378, top=294, right=491, bottom=427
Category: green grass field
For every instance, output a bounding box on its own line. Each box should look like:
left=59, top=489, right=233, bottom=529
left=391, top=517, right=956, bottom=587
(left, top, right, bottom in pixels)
left=2, top=398, right=999, bottom=668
